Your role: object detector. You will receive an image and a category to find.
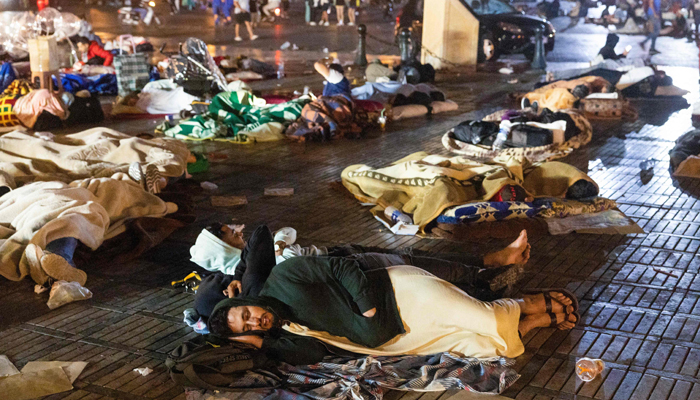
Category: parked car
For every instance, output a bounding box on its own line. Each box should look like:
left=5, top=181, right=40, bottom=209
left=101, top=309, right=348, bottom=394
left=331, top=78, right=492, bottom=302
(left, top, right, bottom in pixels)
left=395, top=0, right=556, bottom=62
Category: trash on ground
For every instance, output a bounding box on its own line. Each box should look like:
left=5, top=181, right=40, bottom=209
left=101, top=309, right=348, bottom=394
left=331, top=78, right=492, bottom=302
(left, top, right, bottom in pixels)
left=133, top=367, right=153, bottom=376
left=508, top=79, right=518, bottom=84
left=280, top=41, right=291, bottom=50
left=200, top=181, right=218, bottom=191
left=499, top=67, right=514, bottom=75
left=653, top=267, right=678, bottom=278
left=211, top=196, right=248, bottom=207
left=264, top=188, right=294, bottom=196
left=46, top=281, right=93, bottom=310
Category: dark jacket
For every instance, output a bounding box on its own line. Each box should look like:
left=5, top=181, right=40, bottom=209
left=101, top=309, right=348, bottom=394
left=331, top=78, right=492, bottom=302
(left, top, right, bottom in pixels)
left=598, top=33, right=625, bottom=60
left=212, top=256, right=405, bottom=364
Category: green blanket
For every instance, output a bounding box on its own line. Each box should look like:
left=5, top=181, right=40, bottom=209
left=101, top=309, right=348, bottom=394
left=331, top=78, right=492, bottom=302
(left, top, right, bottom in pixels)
left=162, top=91, right=311, bottom=143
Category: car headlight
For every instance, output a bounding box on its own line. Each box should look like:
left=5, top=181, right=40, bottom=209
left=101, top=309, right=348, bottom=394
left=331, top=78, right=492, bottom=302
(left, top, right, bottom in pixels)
left=498, top=22, right=523, bottom=34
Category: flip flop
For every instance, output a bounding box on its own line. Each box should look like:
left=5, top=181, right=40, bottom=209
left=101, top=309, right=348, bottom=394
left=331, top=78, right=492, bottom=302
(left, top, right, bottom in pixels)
left=548, top=312, right=580, bottom=330
left=523, top=288, right=579, bottom=314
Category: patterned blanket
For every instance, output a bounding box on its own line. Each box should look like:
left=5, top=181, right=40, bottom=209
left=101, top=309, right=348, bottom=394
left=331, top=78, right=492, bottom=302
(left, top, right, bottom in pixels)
left=186, top=353, right=519, bottom=400
left=163, top=91, right=310, bottom=143
left=285, top=95, right=361, bottom=142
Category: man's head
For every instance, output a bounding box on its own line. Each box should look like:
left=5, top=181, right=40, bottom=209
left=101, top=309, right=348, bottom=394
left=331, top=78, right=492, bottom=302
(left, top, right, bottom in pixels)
left=205, top=222, right=246, bottom=250
left=209, top=304, right=279, bottom=336
left=74, top=36, right=91, bottom=53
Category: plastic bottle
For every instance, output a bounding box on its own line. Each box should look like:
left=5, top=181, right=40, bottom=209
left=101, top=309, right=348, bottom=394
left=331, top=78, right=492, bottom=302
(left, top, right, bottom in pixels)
left=492, top=127, right=509, bottom=149
left=639, top=158, right=656, bottom=172
left=575, top=358, right=605, bottom=382
left=277, top=62, right=285, bottom=79
left=384, top=206, right=413, bottom=225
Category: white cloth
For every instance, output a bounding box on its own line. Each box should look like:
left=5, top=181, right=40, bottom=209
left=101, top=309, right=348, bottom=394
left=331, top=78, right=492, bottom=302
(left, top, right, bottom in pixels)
left=190, top=229, right=242, bottom=275
left=285, top=266, right=524, bottom=358
left=135, top=79, right=199, bottom=115
left=275, top=244, right=328, bottom=264
left=273, top=227, right=297, bottom=246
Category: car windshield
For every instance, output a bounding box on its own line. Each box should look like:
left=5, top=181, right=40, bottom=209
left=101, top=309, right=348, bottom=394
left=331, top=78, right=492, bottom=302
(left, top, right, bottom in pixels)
left=469, top=0, right=518, bottom=15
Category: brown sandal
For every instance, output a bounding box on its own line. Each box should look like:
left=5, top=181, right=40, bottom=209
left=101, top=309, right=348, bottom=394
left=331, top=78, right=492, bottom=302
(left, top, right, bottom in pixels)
left=523, top=288, right=579, bottom=313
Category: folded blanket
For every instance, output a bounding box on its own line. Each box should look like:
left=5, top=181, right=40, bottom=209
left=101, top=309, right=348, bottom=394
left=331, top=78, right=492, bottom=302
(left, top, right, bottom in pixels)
left=0, top=176, right=177, bottom=283
left=0, top=128, right=190, bottom=187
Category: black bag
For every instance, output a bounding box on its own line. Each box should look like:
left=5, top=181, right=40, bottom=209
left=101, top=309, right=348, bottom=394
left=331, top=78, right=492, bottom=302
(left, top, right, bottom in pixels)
left=510, top=123, right=554, bottom=147
left=65, top=95, right=104, bottom=126
left=166, top=335, right=278, bottom=391
left=451, top=120, right=499, bottom=145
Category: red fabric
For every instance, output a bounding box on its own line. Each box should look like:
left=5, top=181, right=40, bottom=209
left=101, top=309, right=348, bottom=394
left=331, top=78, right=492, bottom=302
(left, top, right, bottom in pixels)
left=37, top=0, right=48, bottom=11
left=88, top=42, right=114, bottom=66
left=355, top=100, right=384, bottom=112
left=262, top=95, right=292, bottom=104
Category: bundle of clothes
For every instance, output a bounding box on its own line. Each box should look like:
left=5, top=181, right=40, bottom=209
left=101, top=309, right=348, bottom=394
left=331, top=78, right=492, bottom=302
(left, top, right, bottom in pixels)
left=442, top=108, right=592, bottom=162
left=341, top=152, right=627, bottom=234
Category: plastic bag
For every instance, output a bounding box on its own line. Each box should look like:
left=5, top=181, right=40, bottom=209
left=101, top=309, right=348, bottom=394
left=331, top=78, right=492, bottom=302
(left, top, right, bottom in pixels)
left=46, top=280, right=93, bottom=310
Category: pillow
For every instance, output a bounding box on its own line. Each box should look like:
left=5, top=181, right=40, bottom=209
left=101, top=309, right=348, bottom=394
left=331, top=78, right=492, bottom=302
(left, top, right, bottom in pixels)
left=392, top=104, right=428, bottom=120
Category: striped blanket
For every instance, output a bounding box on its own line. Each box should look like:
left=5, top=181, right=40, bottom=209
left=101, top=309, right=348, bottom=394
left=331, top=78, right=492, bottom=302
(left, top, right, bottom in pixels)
left=163, top=91, right=310, bottom=143
left=186, top=353, right=518, bottom=400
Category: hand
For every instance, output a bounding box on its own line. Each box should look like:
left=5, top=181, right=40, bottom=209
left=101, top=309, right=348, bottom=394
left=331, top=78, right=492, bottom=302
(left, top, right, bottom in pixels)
left=362, top=308, right=376, bottom=318
left=623, top=49, right=630, bottom=56
left=275, top=241, right=286, bottom=257
left=224, top=280, right=242, bottom=298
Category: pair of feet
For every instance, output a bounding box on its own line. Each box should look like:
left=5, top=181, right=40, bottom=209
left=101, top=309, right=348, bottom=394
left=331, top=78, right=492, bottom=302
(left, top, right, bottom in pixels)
left=235, top=35, right=259, bottom=41
left=638, top=42, right=660, bottom=55
left=518, top=290, right=579, bottom=337
left=25, top=244, right=87, bottom=286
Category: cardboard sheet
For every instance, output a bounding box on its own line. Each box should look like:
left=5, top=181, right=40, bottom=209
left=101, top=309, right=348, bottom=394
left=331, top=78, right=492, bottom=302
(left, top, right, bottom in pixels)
left=546, top=210, right=644, bottom=235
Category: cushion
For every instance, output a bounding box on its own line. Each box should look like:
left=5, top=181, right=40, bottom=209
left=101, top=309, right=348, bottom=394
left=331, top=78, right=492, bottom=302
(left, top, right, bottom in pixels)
left=391, top=104, right=428, bottom=120
left=431, top=100, right=459, bottom=114
left=437, top=201, right=544, bottom=224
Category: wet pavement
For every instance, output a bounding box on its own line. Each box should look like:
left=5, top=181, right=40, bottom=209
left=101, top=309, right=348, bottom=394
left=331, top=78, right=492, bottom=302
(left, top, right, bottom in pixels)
left=2, top=2, right=700, bottom=400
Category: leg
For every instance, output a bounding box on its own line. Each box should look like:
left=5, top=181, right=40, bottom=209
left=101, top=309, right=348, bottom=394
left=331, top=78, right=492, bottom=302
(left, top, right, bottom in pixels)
left=45, top=237, right=79, bottom=267
left=336, top=5, right=344, bottom=23
left=235, top=23, right=241, bottom=39
left=240, top=225, right=277, bottom=297
left=245, top=21, right=255, bottom=38
left=348, top=6, right=356, bottom=24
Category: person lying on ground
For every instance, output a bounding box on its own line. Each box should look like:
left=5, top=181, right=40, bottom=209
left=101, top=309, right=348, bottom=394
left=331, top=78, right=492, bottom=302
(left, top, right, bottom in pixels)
left=598, top=33, right=629, bottom=60
left=74, top=36, right=113, bottom=67
left=314, top=57, right=351, bottom=99
left=207, top=255, right=579, bottom=365
left=190, top=224, right=531, bottom=320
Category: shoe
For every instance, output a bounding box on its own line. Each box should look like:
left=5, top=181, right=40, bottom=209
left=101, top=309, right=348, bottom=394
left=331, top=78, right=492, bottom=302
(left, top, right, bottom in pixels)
left=638, top=42, right=645, bottom=50
left=143, top=164, right=163, bottom=194
left=649, top=49, right=660, bottom=55
left=337, top=21, right=344, bottom=26
left=531, top=101, right=539, bottom=113
left=25, top=244, right=50, bottom=285
left=41, top=252, right=87, bottom=286
left=521, top=97, right=530, bottom=110
left=309, top=21, right=317, bottom=26
left=250, top=35, right=258, bottom=41
left=323, top=21, right=330, bottom=26
left=348, top=22, right=355, bottom=26
left=235, top=36, right=243, bottom=41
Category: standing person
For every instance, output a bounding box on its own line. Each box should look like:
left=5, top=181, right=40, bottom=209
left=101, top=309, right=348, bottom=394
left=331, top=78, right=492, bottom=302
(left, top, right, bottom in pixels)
left=640, top=0, right=661, bottom=54
left=234, top=0, right=259, bottom=41
left=693, top=0, right=700, bottom=38
left=318, top=0, right=331, bottom=25
left=345, top=0, right=357, bottom=25
left=213, top=0, right=234, bottom=25
left=335, top=0, right=345, bottom=25
left=250, top=0, right=261, bottom=27
left=168, top=0, right=181, bottom=14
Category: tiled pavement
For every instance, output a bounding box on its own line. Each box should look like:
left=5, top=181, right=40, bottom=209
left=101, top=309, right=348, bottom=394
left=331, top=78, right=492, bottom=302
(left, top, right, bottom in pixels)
left=2, top=63, right=700, bottom=399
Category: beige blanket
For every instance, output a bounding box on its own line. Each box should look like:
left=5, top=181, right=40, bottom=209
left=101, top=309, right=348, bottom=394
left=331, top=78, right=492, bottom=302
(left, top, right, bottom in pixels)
left=341, top=152, right=596, bottom=231
left=0, top=128, right=190, bottom=188
left=0, top=175, right=177, bottom=283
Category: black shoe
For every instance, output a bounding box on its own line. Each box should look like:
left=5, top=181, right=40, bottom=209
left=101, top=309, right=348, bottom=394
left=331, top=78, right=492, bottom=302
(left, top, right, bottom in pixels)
left=649, top=49, right=660, bottom=55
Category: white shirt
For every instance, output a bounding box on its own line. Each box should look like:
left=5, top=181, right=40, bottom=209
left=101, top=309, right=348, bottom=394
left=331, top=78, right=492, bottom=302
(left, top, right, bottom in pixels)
left=235, top=0, right=250, bottom=13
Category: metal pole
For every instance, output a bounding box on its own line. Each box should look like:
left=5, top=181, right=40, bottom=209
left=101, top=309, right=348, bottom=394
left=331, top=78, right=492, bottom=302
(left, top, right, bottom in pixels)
left=355, top=24, right=368, bottom=67
left=531, top=26, right=547, bottom=70
left=399, top=28, right=412, bottom=64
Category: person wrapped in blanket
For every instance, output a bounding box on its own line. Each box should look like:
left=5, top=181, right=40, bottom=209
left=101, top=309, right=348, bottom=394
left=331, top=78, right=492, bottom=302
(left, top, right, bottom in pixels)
left=188, top=224, right=533, bottom=331
left=521, top=76, right=613, bottom=112
left=202, top=225, right=580, bottom=365
left=285, top=57, right=359, bottom=141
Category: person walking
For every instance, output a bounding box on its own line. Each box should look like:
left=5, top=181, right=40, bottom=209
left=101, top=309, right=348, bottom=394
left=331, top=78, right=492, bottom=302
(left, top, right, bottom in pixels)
left=234, top=0, right=259, bottom=40
left=335, top=0, right=345, bottom=25
left=262, top=0, right=281, bottom=21
left=640, top=0, right=661, bottom=54
left=345, top=0, right=357, bottom=25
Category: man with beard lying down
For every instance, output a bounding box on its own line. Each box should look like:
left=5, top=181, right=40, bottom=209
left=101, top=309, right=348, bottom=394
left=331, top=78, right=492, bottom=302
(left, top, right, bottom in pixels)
left=190, top=224, right=534, bottom=324
left=207, top=255, right=579, bottom=365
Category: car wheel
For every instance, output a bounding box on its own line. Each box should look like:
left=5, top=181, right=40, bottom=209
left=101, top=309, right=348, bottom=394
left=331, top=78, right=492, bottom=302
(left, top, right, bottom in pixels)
left=478, top=33, right=500, bottom=63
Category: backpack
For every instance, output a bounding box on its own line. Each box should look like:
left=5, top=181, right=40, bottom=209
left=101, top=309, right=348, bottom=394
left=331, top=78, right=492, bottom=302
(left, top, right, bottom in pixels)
left=165, top=335, right=279, bottom=391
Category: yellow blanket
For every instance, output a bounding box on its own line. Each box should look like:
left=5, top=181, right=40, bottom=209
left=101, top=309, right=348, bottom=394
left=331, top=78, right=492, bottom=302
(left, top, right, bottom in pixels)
left=341, top=152, right=596, bottom=231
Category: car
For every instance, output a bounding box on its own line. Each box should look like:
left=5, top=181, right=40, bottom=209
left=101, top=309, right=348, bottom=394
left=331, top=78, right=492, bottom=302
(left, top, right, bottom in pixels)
left=395, top=0, right=556, bottom=62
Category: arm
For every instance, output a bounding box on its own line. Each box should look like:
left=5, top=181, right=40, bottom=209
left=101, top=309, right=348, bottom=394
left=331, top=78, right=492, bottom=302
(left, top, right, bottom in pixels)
left=314, top=59, right=332, bottom=79
left=327, top=257, right=375, bottom=314
left=91, top=43, right=113, bottom=66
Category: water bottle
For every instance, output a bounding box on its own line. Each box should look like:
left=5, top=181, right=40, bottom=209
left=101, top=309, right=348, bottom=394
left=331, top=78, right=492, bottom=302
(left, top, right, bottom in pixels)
left=277, top=62, right=285, bottom=79
left=384, top=206, right=413, bottom=225
left=575, top=358, right=605, bottom=382
left=492, top=127, right=509, bottom=150
left=639, top=158, right=656, bottom=172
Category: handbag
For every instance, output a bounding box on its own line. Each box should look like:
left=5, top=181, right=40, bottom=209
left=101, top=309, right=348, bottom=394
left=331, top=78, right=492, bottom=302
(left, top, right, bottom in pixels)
left=113, top=35, right=150, bottom=97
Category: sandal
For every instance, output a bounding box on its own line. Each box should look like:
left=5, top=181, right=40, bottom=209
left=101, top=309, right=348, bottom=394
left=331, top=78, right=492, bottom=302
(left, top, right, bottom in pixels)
left=523, top=288, right=579, bottom=314
left=548, top=312, right=580, bottom=329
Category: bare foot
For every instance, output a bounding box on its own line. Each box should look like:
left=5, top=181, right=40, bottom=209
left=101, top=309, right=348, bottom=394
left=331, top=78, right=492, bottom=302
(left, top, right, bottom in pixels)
left=519, top=292, right=574, bottom=315
left=484, top=230, right=530, bottom=267
left=519, top=313, right=577, bottom=337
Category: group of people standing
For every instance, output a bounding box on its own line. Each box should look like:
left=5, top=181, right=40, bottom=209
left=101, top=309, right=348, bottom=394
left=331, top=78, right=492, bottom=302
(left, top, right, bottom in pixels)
left=307, top=0, right=357, bottom=26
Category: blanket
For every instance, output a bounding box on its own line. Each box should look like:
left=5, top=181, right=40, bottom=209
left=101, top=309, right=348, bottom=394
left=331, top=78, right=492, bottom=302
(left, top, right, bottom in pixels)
left=0, top=176, right=177, bottom=283
left=341, top=152, right=597, bottom=231
left=285, top=95, right=359, bottom=141
left=135, top=79, right=198, bottom=115
left=443, top=109, right=592, bottom=162
left=0, top=128, right=190, bottom=188
left=186, top=353, right=518, bottom=400
left=54, top=73, right=118, bottom=96
left=163, top=91, right=310, bottom=143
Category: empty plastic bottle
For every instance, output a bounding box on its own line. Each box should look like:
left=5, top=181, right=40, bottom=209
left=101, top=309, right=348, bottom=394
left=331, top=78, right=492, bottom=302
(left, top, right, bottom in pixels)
left=575, top=358, right=605, bottom=382
left=384, top=206, right=413, bottom=225
left=492, top=127, right=509, bottom=149
left=277, top=62, right=285, bottom=79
